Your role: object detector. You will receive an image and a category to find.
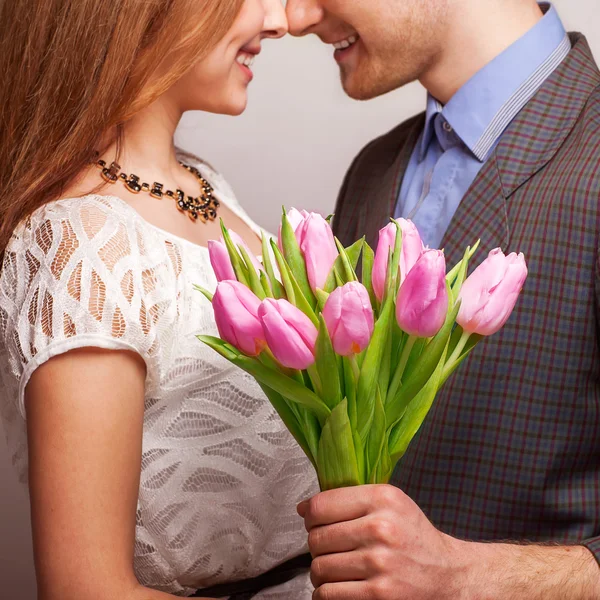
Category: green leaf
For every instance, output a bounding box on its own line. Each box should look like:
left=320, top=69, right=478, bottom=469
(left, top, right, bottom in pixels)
left=195, top=335, right=240, bottom=361
left=366, top=386, right=387, bottom=483
left=356, top=296, right=395, bottom=442
left=361, top=242, right=377, bottom=311
left=346, top=237, right=365, bottom=270
left=270, top=239, right=296, bottom=304
left=302, top=409, right=322, bottom=466
left=259, top=270, right=273, bottom=298
left=261, top=234, right=286, bottom=299
left=287, top=269, right=320, bottom=328
left=342, top=356, right=358, bottom=431
left=388, top=345, right=447, bottom=464
left=378, top=323, right=393, bottom=403
left=353, top=429, right=366, bottom=485
left=334, top=238, right=358, bottom=283
left=391, top=324, right=406, bottom=372
left=193, top=284, right=213, bottom=303
left=233, top=355, right=331, bottom=423
left=198, top=335, right=331, bottom=424
left=220, top=220, right=250, bottom=287
left=400, top=337, right=427, bottom=384
left=377, top=444, right=393, bottom=485
left=439, top=331, right=483, bottom=388
left=315, top=288, right=330, bottom=311
left=257, top=383, right=316, bottom=467
left=448, top=243, right=477, bottom=305
left=446, top=240, right=480, bottom=286
left=322, top=238, right=363, bottom=293
left=384, top=220, right=403, bottom=301
left=280, top=209, right=316, bottom=308
left=317, top=399, right=361, bottom=491
left=385, top=288, right=459, bottom=427
left=270, top=240, right=319, bottom=327
left=237, top=244, right=266, bottom=300
left=315, top=315, right=343, bottom=409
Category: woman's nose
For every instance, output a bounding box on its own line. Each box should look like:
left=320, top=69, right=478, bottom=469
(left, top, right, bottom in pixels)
left=286, top=0, right=324, bottom=37
left=262, top=0, right=289, bottom=39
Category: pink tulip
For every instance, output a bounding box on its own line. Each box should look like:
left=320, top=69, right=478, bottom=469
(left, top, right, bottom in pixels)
left=208, top=240, right=237, bottom=282
left=396, top=250, right=448, bottom=338
left=457, top=248, right=528, bottom=336
left=278, top=208, right=310, bottom=251
left=295, top=213, right=339, bottom=292
left=258, top=298, right=318, bottom=369
left=213, top=281, right=266, bottom=356
left=228, top=230, right=263, bottom=274
left=323, top=282, right=374, bottom=356
left=373, top=220, right=424, bottom=302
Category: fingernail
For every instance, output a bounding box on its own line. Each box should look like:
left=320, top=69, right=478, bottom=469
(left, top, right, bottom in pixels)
left=297, top=500, right=309, bottom=516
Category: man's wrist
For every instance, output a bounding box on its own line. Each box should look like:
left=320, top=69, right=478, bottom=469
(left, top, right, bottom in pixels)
left=447, top=536, right=600, bottom=600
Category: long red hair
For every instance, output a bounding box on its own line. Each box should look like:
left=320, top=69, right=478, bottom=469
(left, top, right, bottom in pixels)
left=0, top=0, right=244, bottom=259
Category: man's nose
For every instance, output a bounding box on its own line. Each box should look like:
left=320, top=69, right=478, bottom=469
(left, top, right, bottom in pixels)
left=286, top=0, right=325, bottom=37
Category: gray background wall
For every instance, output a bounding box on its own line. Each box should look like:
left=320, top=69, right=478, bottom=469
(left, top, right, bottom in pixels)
left=2, top=2, right=599, bottom=597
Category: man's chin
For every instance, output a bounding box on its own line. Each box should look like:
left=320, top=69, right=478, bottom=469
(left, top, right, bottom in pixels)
left=340, top=70, right=404, bottom=101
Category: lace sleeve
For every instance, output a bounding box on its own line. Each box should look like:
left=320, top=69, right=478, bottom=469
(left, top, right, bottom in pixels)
left=0, top=196, right=176, bottom=418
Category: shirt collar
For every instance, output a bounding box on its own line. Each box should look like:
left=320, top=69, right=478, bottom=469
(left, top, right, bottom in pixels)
left=419, top=2, right=569, bottom=163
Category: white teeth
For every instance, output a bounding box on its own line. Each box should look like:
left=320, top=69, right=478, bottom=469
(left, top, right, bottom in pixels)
left=236, top=53, right=255, bottom=67
left=333, top=35, right=358, bottom=50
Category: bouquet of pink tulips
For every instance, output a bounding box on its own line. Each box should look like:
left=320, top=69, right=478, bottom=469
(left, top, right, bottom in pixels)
left=196, top=209, right=527, bottom=491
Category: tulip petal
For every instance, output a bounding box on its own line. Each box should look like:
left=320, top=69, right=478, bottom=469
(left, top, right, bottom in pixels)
left=298, top=214, right=339, bottom=292
left=396, top=250, right=447, bottom=338
left=213, top=281, right=265, bottom=356
left=261, top=309, right=315, bottom=369
left=208, top=240, right=236, bottom=282
left=457, top=249, right=528, bottom=336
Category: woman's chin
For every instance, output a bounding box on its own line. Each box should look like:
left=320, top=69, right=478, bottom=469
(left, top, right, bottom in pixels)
left=202, top=94, right=248, bottom=117
left=224, top=98, right=248, bottom=116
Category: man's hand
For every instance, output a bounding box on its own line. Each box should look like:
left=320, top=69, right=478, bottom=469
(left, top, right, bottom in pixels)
left=298, top=485, right=600, bottom=600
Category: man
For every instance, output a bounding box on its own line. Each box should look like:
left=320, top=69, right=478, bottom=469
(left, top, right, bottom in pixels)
left=286, top=0, right=600, bottom=598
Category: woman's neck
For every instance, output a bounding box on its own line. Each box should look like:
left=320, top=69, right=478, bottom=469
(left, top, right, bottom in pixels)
left=100, top=95, right=199, bottom=192
left=119, top=97, right=183, bottom=177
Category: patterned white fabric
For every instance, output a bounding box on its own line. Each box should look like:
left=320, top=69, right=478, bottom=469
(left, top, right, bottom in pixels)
left=0, top=163, right=318, bottom=597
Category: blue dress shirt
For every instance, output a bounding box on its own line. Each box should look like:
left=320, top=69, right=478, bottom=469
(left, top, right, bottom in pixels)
left=395, top=2, right=570, bottom=249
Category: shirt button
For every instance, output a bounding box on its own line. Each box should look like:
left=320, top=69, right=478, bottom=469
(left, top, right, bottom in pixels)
left=442, top=121, right=453, bottom=133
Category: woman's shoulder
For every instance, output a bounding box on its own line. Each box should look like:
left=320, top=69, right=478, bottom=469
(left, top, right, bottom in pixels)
left=1, top=192, right=176, bottom=321
left=0, top=193, right=175, bottom=415
left=25, top=192, right=138, bottom=228
left=7, top=193, right=163, bottom=263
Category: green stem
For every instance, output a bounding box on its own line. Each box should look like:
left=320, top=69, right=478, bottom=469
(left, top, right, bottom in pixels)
left=349, top=354, right=361, bottom=384
left=440, top=330, right=472, bottom=383
left=446, top=329, right=471, bottom=369
left=387, top=335, right=417, bottom=402
left=307, top=363, right=323, bottom=396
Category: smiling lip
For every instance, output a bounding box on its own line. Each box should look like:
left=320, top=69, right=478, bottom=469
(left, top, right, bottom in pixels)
left=321, top=33, right=360, bottom=63
left=334, top=39, right=359, bottom=64
left=236, top=45, right=261, bottom=82
left=240, top=44, right=261, bottom=56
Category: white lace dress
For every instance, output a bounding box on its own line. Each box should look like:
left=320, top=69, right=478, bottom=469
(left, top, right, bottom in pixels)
left=0, top=163, right=319, bottom=597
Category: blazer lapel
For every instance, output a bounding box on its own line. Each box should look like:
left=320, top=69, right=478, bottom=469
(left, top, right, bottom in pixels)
left=440, top=33, right=600, bottom=269
left=439, top=151, right=508, bottom=269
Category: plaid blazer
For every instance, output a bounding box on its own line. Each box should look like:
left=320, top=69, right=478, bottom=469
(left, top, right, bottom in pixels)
left=333, top=33, right=600, bottom=560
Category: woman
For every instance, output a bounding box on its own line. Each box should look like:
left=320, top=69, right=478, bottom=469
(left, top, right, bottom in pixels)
left=0, top=1, right=318, bottom=598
